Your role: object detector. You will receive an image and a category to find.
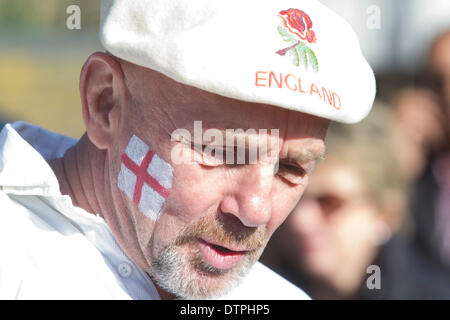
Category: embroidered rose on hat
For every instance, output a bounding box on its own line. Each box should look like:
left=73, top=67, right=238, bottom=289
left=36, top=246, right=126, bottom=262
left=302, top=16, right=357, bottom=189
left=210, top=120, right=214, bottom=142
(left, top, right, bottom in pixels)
left=276, top=8, right=319, bottom=72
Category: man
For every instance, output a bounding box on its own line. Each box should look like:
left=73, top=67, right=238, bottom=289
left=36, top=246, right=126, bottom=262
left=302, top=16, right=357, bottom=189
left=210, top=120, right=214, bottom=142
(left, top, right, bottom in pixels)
left=0, top=0, right=375, bottom=299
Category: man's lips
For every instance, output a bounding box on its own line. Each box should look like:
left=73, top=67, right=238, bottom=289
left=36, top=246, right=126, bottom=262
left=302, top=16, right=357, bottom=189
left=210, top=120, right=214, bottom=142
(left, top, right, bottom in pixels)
left=197, top=239, right=250, bottom=270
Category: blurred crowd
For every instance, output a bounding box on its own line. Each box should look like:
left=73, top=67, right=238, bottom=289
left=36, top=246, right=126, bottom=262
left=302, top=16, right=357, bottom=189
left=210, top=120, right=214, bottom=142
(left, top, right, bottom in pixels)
left=261, top=30, right=450, bottom=299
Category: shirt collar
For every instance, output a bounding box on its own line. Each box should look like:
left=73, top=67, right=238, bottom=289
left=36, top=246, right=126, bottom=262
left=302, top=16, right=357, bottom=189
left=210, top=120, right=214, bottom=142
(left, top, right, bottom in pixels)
left=0, top=121, right=77, bottom=196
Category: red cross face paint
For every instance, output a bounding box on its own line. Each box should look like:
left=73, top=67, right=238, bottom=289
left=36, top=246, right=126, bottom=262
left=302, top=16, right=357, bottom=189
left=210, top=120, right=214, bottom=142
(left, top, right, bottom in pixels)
left=118, top=135, right=173, bottom=221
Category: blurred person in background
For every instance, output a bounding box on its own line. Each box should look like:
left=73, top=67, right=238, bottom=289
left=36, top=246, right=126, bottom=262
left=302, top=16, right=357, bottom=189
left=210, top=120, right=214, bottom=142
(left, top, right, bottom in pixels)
left=261, top=105, right=450, bottom=299
left=408, top=30, right=450, bottom=274
left=390, top=87, right=447, bottom=183
left=430, top=31, right=450, bottom=111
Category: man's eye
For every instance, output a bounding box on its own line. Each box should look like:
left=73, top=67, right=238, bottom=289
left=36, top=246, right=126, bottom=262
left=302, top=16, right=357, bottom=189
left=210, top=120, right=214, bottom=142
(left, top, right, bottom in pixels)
left=277, top=161, right=307, bottom=185
left=192, top=144, right=252, bottom=167
left=202, top=149, right=225, bottom=166
left=190, top=144, right=224, bottom=166
left=280, top=162, right=306, bottom=175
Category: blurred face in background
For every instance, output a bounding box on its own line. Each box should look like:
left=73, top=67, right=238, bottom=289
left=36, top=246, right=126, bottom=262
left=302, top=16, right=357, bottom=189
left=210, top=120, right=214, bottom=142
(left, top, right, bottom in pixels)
left=430, top=31, right=450, bottom=113
left=391, top=88, right=447, bottom=180
left=282, top=160, right=391, bottom=294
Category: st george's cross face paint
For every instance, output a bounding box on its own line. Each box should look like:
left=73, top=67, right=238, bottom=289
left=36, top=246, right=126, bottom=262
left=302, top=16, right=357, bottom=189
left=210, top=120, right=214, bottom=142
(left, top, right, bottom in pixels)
left=118, top=135, right=173, bottom=221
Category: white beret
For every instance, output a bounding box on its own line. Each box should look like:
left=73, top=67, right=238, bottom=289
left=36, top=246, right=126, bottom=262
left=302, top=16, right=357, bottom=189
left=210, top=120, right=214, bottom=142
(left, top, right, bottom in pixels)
left=99, top=0, right=376, bottom=123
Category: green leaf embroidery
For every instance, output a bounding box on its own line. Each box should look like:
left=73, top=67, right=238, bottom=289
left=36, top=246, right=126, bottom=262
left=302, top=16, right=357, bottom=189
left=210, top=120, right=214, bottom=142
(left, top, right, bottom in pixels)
left=288, top=46, right=300, bottom=67
left=277, top=25, right=319, bottom=72
left=297, top=45, right=308, bottom=69
left=306, top=48, right=319, bottom=72
left=277, top=25, right=296, bottom=44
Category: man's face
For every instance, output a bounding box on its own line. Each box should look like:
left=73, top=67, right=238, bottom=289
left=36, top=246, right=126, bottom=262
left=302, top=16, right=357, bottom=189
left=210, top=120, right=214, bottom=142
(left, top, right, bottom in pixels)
left=107, top=61, right=329, bottom=299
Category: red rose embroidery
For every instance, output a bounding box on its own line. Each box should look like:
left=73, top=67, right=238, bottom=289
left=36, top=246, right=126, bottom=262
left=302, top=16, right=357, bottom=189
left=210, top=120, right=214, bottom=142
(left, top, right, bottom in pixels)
left=276, top=8, right=319, bottom=72
left=279, top=8, right=317, bottom=43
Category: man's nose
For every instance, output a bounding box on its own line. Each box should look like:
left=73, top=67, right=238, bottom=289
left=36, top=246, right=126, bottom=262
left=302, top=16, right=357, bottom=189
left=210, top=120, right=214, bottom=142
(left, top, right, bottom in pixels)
left=220, top=164, right=273, bottom=228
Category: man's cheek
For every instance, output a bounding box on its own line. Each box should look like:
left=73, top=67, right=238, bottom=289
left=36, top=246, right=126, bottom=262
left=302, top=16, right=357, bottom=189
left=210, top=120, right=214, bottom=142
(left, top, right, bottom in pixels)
left=270, top=187, right=304, bottom=231
left=166, top=164, right=221, bottom=221
left=117, top=134, right=173, bottom=222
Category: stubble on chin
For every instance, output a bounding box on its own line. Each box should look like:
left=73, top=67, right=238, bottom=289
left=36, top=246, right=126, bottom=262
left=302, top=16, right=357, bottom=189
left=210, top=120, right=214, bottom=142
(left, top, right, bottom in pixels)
left=148, top=214, right=267, bottom=299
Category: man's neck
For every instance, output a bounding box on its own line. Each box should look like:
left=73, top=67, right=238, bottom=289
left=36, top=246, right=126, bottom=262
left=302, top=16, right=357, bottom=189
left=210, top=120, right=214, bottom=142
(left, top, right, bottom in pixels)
left=48, top=136, right=179, bottom=300
left=48, top=134, right=103, bottom=217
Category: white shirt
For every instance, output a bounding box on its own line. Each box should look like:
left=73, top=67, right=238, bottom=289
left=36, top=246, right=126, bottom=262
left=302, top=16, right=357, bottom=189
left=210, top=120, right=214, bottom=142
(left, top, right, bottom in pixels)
left=0, top=122, right=309, bottom=300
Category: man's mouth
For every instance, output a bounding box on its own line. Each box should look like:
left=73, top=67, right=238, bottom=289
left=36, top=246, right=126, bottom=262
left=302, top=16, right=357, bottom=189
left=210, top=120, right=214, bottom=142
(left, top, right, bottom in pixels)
left=197, top=239, right=249, bottom=270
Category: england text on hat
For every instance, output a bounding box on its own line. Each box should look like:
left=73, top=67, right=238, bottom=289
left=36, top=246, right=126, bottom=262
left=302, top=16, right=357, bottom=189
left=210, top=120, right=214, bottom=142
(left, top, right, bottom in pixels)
left=255, top=71, right=342, bottom=110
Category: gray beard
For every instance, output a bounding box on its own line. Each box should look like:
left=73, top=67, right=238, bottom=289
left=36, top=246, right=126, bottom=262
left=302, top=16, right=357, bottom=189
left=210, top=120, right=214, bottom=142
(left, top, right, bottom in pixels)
left=148, top=244, right=257, bottom=299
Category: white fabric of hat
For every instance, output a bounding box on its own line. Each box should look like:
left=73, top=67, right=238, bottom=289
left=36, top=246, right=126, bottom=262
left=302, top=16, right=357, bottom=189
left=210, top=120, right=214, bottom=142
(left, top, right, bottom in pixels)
left=100, top=0, right=376, bottom=123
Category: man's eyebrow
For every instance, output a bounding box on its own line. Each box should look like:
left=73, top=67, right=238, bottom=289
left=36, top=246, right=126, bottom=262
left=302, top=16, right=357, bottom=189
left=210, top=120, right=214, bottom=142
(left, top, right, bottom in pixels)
left=286, top=145, right=326, bottom=165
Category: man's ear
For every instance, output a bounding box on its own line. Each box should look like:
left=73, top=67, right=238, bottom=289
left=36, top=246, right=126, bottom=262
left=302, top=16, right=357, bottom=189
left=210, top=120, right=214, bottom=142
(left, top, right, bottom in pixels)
left=80, top=51, right=127, bottom=150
